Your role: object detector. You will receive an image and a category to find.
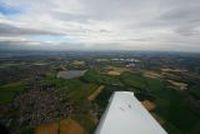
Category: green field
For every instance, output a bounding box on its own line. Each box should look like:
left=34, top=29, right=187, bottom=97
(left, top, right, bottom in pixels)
left=44, top=75, right=98, bottom=103
left=0, top=81, right=26, bottom=104
left=120, top=73, right=147, bottom=91
left=1, top=69, right=199, bottom=134
left=126, top=73, right=200, bottom=133
left=82, top=69, right=123, bottom=86
left=189, top=86, right=200, bottom=99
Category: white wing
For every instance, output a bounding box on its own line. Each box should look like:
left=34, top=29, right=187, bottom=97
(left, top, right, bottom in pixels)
left=95, top=91, right=167, bottom=134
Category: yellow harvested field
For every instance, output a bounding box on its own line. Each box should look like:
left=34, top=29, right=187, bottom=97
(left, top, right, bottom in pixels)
left=35, top=121, right=59, bottom=134
left=72, top=60, right=85, bottom=65
left=167, top=80, right=188, bottom=90
left=142, top=100, right=156, bottom=111
left=60, top=118, right=85, bottom=134
left=106, top=66, right=129, bottom=76
left=161, top=68, right=187, bottom=73
left=35, top=118, right=85, bottom=134
left=107, top=71, right=121, bottom=76
left=143, top=71, right=160, bottom=79
left=88, top=85, right=105, bottom=101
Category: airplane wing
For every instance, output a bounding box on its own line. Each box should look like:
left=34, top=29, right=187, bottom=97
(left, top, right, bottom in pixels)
left=95, top=91, right=167, bottom=134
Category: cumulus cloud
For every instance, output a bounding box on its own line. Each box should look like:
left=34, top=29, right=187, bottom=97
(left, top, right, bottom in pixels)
left=0, top=0, right=199, bottom=52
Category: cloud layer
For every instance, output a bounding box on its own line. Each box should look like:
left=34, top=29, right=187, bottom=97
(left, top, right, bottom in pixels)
left=0, top=0, right=200, bottom=51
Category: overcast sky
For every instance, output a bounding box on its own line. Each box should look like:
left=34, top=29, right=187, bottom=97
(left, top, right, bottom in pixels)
left=0, top=0, right=199, bottom=52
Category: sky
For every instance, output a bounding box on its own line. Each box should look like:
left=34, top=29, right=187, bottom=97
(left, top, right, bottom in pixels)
left=0, top=0, right=200, bottom=52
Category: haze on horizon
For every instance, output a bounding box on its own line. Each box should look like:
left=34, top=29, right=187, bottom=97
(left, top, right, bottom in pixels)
left=0, top=0, right=200, bottom=52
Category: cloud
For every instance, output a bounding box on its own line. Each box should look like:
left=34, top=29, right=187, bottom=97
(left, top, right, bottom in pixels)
left=0, top=23, right=64, bottom=36
left=0, top=0, right=199, bottom=52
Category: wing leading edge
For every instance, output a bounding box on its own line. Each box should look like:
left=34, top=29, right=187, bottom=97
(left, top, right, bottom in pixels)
left=95, top=91, right=167, bottom=134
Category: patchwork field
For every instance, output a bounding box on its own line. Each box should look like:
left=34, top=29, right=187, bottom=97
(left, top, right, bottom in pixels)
left=35, top=122, right=59, bottom=134
left=161, top=68, right=187, bottom=73
left=106, top=66, right=129, bottom=76
left=167, top=80, right=188, bottom=90
left=142, top=100, right=156, bottom=111
left=1, top=51, right=200, bottom=134
left=60, top=119, right=85, bottom=134
left=35, top=118, right=85, bottom=134
left=88, top=85, right=105, bottom=101
left=143, top=71, right=161, bottom=79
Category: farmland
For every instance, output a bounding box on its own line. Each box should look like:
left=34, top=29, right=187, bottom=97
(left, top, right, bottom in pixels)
left=0, top=51, right=200, bottom=134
